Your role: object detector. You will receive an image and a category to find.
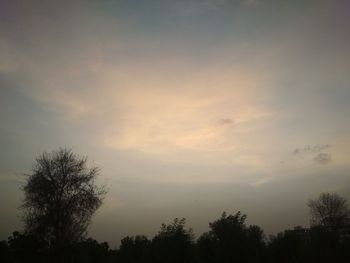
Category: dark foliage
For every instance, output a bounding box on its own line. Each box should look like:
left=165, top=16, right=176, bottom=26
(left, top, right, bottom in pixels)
left=308, top=192, right=350, bottom=231
left=196, top=212, right=266, bottom=263
left=117, top=235, right=151, bottom=263
left=2, top=231, right=49, bottom=263
left=151, top=218, right=194, bottom=263
left=1, top=232, right=115, bottom=263
left=0, top=240, right=12, bottom=263
left=21, top=148, right=106, bottom=262
left=70, top=238, right=115, bottom=263
left=267, top=225, right=350, bottom=263
left=2, top=212, right=350, bottom=263
left=115, top=218, right=194, bottom=263
left=3, top=154, right=350, bottom=263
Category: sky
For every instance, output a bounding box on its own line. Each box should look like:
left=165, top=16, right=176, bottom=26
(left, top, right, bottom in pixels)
left=1, top=0, right=350, bottom=247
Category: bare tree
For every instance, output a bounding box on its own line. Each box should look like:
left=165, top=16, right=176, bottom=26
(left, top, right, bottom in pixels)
left=307, top=192, right=350, bottom=231
left=22, top=148, right=106, bottom=257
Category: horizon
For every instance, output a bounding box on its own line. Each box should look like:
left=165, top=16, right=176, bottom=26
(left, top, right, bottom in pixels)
left=1, top=0, right=350, bottom=248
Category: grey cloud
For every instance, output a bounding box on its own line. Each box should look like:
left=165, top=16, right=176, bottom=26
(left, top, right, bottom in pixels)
left=216, top=118, right=234, bottom=126
left=289, top=144, right=332, bottom=165
left=292, top=144, right=330, bottom=155
left=314, top=153, right=332, bottom=165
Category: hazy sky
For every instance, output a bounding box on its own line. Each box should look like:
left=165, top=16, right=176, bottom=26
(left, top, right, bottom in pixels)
left=1, top=0, right=350, bottom=247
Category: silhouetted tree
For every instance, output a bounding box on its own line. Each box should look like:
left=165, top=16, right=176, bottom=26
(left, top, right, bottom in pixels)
left=308, top=192, right=350, bottom=231
left=267, top=225, right=350, bottom=263
left=7, top=231, right=49, bottom=263
left=71, top=238, right=113, bottom=263
left=151, top=218, right=194, bottom=263
left=267, top=193, right=350, bottom=263
left=267, top=229, right=305, bottom=263
left=0, top=240, right=12, bottom=263
left=197, top=212, right=266, bottom=263
left=246, top=225, right=266, bottom=262
left=3, top=164, right=348, bottom=263
left=117, top=235, right=151, bottom=263
left=306, top=226, right=342, bottom=263
left=21, top=148, right=106, bottom=262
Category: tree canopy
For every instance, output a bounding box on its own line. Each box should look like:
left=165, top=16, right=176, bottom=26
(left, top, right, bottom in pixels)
left=308, top=192, right=350, bottom=231
left=1, top=149, right=349, bottom=263
left=21, top=148, right=105, bottom=261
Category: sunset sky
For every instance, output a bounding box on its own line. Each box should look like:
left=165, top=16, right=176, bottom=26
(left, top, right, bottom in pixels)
left=1, top=0, right=350, bottom=247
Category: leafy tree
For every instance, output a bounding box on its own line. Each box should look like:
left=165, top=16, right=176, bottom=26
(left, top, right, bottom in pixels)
left=197, top=212, right=266, bottom=263
left=117, top=235, right=151, bottom=263
left=308, top=192, right=350, bottom=231
left=151, top=218, right=194, bottom=263
left=0, top=240, right=12, bottom=263
left=72, top=238, right=113, bottom=263
left=267, top=229, right=305, bottom=263
left=246, top=225, right=266, bottom=262
left=7, top=231, right=49, bottom=263
left=21, top=148, right=106, bottom=261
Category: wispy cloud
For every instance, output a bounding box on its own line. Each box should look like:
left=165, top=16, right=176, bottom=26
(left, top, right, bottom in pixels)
left=216, top=118, right=234, bottom=126
left=290, top=144, right=332, bottom=165
left=314, top=153, right=332, bottom=164
left=101, top=66, right=271, bottom=156
left=292, top=144, right=331, bottom=155
left=1, top=0, right=349, bottom=190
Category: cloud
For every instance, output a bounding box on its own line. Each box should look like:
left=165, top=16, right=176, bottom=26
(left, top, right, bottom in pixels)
left=292, top=144, right=331, bottom=155
left=99, top=66, right=271, bottom=157
left=288, top=144, right=332, bottom=166
left=216, top=118, right=234, bottom=126
left=314, top=153, right=332, bottom=164
left=2, top=0, right=349, bottom=188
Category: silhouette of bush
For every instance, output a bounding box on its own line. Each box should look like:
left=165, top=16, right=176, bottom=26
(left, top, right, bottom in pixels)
left=117, top=235, right=151, bottom=263
left=151, top=218, right=194, bottom=263
left=71, top=238, right=114, bottom=263
left=0, top=240, right=12, bottom=263
left=7, top=231, right=49, bottom=263
left=197, top=212, right=266, bottom=263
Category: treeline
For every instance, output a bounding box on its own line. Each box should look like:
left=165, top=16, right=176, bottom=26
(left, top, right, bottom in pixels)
left=1, top=210, right=350, bottom=263
left=2, top=150, right=349, bottom=262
